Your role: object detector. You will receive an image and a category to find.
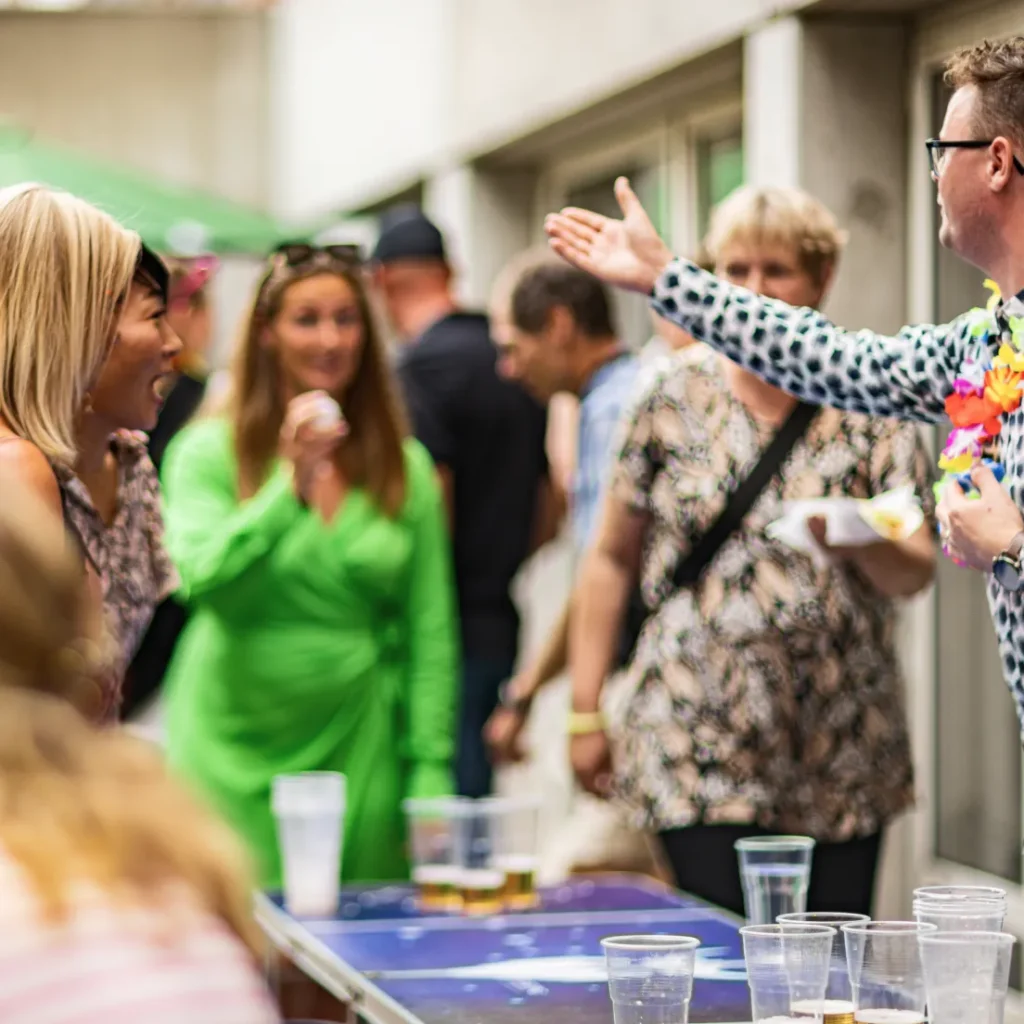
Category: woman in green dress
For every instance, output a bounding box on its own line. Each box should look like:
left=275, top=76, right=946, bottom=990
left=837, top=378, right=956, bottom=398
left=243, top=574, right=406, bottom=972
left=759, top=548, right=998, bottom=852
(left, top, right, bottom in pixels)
left=161, top=244, right=458, bottom=886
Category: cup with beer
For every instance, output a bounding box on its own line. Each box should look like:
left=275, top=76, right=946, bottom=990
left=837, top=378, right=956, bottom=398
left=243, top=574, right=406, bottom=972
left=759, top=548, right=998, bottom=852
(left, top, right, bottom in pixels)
left=455, top=798, right=507, bottom=916
left=841, top=921, right=937, bottom=1023
left=492, top=796, right=541, bottom=911
left=404, top=796, right=468, bottom=913
left=778, top=912, right=869, bottom=1022
left=919, top=930, right=1015, bottom=1024
left=602, top=934, right=700, bottom=1024
left=740, top=922, right=835, bottom=1022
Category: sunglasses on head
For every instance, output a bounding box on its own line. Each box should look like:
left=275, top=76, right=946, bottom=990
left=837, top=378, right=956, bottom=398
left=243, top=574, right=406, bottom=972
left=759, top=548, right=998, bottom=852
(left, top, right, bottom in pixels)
left=270, top=242, right=363, bottom=269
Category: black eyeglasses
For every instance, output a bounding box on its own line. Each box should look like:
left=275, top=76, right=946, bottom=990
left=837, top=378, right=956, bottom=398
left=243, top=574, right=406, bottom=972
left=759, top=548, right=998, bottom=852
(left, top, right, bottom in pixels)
left=270, top=242, right=364, bottom=269
left=925, top=138, right=1024, bottom=178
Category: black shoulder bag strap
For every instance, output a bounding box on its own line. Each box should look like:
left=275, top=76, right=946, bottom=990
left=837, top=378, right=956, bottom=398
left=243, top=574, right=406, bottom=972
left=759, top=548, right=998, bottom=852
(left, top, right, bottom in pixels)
left=671, top=399, right=818, bottom=589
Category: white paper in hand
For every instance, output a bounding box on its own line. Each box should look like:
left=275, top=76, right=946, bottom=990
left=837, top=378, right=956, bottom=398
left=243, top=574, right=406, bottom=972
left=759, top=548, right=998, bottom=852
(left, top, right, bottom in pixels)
left=765, top=485, right=924, bottom=568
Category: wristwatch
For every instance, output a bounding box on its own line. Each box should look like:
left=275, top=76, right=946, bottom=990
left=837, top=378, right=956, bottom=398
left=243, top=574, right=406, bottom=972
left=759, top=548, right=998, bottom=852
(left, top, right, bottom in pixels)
left=498, top=680, right=532, bottom=715
left=993, top=531, right=1024, bottom=592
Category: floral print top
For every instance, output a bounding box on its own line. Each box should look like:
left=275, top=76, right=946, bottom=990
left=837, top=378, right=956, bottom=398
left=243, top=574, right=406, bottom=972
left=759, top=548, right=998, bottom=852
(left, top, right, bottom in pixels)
left=611, top=347, right=935, bottom=840
left=55, top=433, right=177, bottom=721
left=650, top=261, right=1024, bottom=731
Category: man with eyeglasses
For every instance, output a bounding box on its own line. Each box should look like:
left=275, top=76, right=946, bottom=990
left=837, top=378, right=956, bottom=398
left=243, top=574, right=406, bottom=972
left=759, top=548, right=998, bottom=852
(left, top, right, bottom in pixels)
left=544, top=37, right=1024, bottom=726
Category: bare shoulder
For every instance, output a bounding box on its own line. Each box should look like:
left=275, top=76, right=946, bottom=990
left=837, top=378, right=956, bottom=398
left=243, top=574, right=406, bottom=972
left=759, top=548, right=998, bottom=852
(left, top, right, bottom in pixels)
left=0, top=437, right=63, bottom=519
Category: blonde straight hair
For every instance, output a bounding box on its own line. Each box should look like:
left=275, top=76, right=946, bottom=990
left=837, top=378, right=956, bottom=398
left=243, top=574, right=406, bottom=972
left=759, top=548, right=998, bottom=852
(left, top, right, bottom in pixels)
left=0, top=184, right=140, bottom=465
left=0, top=475, right=263, bottom=956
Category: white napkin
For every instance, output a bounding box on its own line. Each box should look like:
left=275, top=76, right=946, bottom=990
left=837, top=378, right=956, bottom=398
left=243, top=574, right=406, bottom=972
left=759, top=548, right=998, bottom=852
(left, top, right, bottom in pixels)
left=765, top=485, right=925, bottom=568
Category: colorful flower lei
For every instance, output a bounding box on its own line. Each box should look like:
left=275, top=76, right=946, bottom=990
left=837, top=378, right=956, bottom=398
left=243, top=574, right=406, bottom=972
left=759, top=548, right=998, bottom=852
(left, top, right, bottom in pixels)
left=935, top=280, right=1024, bottom=560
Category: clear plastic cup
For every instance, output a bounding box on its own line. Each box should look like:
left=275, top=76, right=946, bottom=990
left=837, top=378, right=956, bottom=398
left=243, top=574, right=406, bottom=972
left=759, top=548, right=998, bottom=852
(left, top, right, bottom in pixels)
left=740, top=922, right=835, bottom=1022
left=403, top=796, right=468, bottom=913
left=735, top=836, right=815, bottom=925
left=913, top=898, right=1006, bottom=934
left=454, top=798, right=506, bottom=916
left=842, top=921, right=937, bottom=1022
left=778, top=912, right=870, bottom=1020
left=602, top=934, right=700, bottom=1024
left=492, top=796, right=541, bottom=910
left=920, top=930, right=1015, bottom=1024
left=913, top=885, right=1007, bottom=906
left=272, top=771, right=345, bottom=917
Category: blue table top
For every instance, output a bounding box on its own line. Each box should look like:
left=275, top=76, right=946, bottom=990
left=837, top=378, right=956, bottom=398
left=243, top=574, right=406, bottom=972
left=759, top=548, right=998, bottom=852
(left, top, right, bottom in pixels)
left=266, top=875, right=752, bottom=1024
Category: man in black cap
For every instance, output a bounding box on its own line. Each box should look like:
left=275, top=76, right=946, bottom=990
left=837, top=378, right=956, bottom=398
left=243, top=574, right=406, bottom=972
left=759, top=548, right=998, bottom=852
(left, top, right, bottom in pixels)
left=372, top=206, right=555, bottom=799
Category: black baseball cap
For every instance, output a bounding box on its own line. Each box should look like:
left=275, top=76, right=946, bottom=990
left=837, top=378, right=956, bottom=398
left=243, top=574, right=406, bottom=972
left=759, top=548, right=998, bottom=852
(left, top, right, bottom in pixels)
left=371, top=204, right=447, bottom=265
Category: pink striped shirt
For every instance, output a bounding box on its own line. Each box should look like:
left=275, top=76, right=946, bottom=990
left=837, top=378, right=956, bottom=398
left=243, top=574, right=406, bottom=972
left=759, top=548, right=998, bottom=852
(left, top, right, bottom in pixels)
left=0, top=850, right=280, bottom=1024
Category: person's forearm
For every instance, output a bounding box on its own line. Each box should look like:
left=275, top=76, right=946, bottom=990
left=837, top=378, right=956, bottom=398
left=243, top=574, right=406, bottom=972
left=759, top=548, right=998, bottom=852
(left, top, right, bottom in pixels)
left=570, top=549, right=633, bottom=714
left=848, top=538, right=936, bottom=598
left=650, top=259, right=967, bottom=424
left=518, top=596, right=572, bottom=698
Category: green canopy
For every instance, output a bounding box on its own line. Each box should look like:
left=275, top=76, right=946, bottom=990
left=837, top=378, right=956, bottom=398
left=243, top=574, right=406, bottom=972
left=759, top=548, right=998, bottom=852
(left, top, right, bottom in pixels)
left=0, top=126, right=300, bottom=255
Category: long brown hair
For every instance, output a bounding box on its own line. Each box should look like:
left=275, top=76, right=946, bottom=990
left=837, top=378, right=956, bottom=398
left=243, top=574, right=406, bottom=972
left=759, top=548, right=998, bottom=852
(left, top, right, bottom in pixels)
left=231, top=256, right=408, bottom=514
left=0, top=476, right=262, bottom=956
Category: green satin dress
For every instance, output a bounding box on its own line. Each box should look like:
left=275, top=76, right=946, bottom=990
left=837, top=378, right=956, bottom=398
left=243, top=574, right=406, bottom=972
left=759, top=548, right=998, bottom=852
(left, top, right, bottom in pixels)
left=160, top=418, right=458, bottom=887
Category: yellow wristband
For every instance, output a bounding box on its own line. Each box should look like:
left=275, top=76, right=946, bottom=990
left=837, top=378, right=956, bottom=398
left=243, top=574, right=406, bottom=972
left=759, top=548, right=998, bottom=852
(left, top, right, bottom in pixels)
left=567, top=710, right=607, bottom=735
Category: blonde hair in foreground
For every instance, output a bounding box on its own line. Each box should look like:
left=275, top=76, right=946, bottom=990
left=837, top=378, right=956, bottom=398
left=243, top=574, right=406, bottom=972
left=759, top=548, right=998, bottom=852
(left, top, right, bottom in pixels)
left=704, top=185, right=847, bottom=286
left=0, top=183, right=140, bottom=464
left=0, top=479, right=262, bottom=956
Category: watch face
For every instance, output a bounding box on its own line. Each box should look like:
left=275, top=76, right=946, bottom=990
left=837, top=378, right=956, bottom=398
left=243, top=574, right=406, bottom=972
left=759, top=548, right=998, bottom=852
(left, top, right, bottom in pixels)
left=994, top=557, right=1022, bottom=592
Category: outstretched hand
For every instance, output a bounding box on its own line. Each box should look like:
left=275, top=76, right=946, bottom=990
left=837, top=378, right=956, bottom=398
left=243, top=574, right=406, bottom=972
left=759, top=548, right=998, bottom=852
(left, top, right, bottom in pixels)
left=544, top=176, right=673, bottom=294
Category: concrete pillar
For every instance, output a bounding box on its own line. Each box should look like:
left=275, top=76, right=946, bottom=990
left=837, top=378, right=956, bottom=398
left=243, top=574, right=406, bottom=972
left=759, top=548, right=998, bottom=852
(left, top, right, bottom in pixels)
left=423, top=165, right=538, bottom=308
left=743, top=16, right=908, bottom=333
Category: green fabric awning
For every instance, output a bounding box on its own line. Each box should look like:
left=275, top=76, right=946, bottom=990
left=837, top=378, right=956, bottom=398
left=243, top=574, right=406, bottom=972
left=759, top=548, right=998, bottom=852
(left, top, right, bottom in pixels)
left=0, top=126, right=300, bottom=255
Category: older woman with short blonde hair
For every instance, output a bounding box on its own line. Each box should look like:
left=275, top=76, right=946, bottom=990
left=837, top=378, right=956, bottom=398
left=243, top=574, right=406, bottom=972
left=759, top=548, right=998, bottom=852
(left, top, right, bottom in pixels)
left=568, top=185, right=936, bottom=917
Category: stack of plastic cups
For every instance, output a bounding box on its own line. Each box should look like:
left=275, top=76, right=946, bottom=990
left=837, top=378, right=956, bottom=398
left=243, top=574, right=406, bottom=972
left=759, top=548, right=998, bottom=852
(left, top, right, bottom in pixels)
left=735, top=837, right=816, bottom=925
left=841, top=921, right=937, bottom=1023
left=272, top=771, right=346, bottom=918
left=602, top=935, right=701, bottom=1024
left=740, top=922, right=835, bottom=1022
left=778, top=912, right=869, bottom=1022
left=912, top=885, right=1007, bottom=934
left=919, top=930, right=1016, bottom=1024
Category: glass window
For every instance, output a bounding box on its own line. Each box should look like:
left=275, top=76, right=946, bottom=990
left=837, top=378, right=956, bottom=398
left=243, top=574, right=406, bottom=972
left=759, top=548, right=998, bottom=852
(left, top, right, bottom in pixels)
left=696, top=131, right=744, bottom=244
left=931, top=71, right=1022, bottom=884
left=565, top=165, right=663, bottom=350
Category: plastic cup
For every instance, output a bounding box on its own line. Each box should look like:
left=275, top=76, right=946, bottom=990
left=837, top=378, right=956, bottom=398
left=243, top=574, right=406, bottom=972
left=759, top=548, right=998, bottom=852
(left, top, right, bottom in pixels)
left=913, top=885, right=1007, bottom=906
left=404, top=797, right=468, bottom=913
left=272, top=771, right=345, bottom=917
left=453, top=798, right=507, bottom=916
left=602, top=934, right=700, bottom=1024
left=740, top=922, right=834, bottom=1022
left=491, top=796, right=541, bottom=910
left=735, top=836, right=815, bottom=925
left=913, top=898, right=1006, bottom=934
left=920, top=930, right=1015, bottom=1024
left=841, top=921, right=937, bottom=1022
left=779, top=912, right=870, bottom=1020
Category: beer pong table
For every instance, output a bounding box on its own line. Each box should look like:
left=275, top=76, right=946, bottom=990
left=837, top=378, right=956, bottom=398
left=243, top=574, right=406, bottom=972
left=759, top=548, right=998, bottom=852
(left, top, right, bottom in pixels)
left=256, top=873, right=753, bottom=1024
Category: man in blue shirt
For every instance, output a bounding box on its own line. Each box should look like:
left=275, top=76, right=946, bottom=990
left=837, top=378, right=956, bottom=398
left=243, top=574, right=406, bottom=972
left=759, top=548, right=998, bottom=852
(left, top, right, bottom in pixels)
left=486, top=260, right=639, bottom=761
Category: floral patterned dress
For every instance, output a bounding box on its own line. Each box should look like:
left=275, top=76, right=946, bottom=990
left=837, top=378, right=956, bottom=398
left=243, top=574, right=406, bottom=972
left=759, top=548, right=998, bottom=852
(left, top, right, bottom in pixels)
left=612, top=348, right=935, bottom=841
left=55, top=433, right=177, bottom=721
